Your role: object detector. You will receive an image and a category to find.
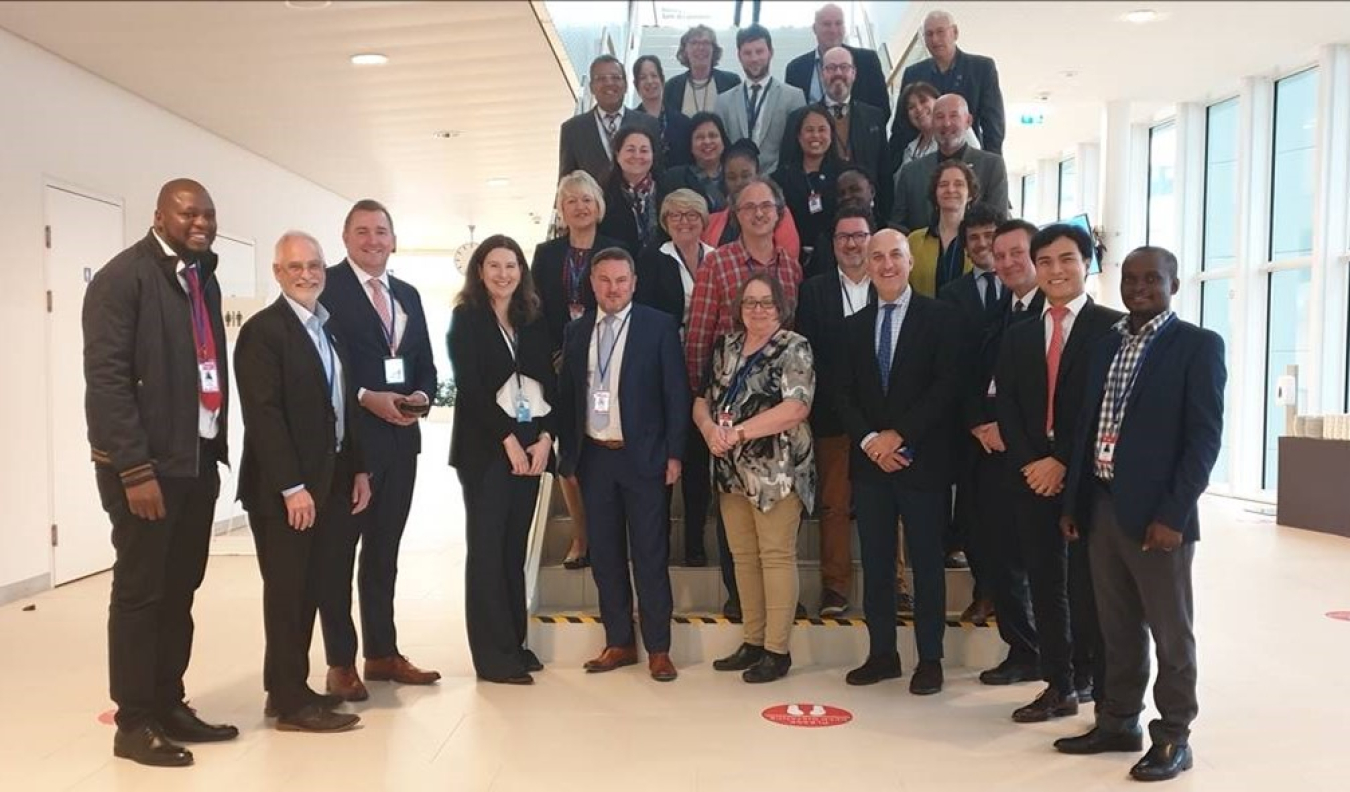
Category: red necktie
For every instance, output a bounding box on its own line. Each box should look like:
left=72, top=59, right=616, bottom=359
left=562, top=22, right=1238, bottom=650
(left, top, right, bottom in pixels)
left=183, top=266, right=222, bottom=412
left=1044, top=305, right=1069, bottom=435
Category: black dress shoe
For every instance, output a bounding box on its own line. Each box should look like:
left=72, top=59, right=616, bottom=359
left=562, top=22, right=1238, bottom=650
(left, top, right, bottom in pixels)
left=1012, top=687, right=1079, bottom=723
left=684, top=549, right=708, bottom=567
left=742, top=650, right=791, bottom=683
left=158, top=703, right=239, bottom=743
left=713, top=642, right=764, bottom=671
left=1054, top=726, right=1145, bottom=755
left=1130, top=742, right=1193, bottom=782
left=846, top=654, right=902, bottom=686
left=944, top=551, right=969, bottom=569
left=276, top=704, right=361, bottom=733
left=519, top=648, right=544, bottom=673
left=908, top=660, right=943, bottom=695
left=478, top=672, right=534, bottom=685
left=113, top=723, right=194, bottom=768
left=979, top=659, right=1040, bottom=686
left=264, top=692, right=343, bottom=718
left=721, top=598, right=742, bottom=621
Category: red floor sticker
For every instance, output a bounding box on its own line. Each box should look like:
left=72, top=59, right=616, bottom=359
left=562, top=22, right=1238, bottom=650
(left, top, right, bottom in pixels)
left=97, top=709, right=116, bottom=726
left=762, top=704, right=853, bottom=728
left=1327, top=611, right=1350, bottom=622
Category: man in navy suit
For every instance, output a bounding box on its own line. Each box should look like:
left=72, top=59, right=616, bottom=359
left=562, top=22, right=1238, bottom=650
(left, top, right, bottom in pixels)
left=317, top=199, right=441, bottom=701
left=1054, top=247, right=1225, bottom=783
left=558, top=247, right=690, bottom=682
left=785, top=4, right=890, bottom=120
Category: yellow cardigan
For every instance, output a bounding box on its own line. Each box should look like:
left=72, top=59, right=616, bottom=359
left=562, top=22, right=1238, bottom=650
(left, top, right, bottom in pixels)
left=907, top=228, right=973, bottom=298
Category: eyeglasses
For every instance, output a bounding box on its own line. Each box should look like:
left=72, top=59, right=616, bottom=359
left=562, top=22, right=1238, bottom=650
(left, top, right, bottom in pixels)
left=740, top=297, right=778, bottom=311
left=822, top=64, right=855, bottom=74
left=687, top=39, right=714, bottom=48
left=665, top=211, right=703, bottom=224
left=736, top=201, right=779, bottom=216
left=833, top=231, right=870, bottom=245
left=591, top=74, right=625, bottom=85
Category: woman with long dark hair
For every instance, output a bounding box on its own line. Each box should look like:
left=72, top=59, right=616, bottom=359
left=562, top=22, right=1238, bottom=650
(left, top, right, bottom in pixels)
left=632, top=54, right=692, bottom=167
left=598, top=127, right=664, bottom=255
left=773, top=106, right=845, bottom=269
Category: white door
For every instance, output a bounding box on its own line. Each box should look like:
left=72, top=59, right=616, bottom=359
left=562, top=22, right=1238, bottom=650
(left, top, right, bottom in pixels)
left=46, top=185, right=125, bottom=585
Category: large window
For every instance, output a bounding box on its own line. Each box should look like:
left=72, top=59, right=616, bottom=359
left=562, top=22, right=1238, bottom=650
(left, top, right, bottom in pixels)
left=1200, top=280, right=1235, bottom=485
left=1021, top=174, right=1039, bottom=223
left=1146, top=121, right=1178, bottom=250
left=1057, top=158, right=1077, bottom=220
left=1270, top=69, right=1319, bottom=261
left=1202, top=99, right=1240, bottom=271
left=1263, top=268, right=1314, bottom=488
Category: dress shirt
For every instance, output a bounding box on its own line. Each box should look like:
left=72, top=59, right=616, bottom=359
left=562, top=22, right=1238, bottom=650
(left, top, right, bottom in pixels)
left=592, top=105, right=627, bottom=161
left=839, top=269, right=870, bottom=317
left=587, top=302, right=633, bottom=442
left=660, top=240, right=715, bottom=332
left=743, top=76, right=772, bottom=142
left=808, top=52, right=826, bottom=103
left=1010, top=287, right=1039, bottom=314
left=280, top=294, right=346, bottom=496
left=153, top=230, right=219, bottom=440
left=351, top=264, right=425, bottom=404
left=1093, top=310, right=1177, bottom=480
left=862, top=286, right=913, bottom=450
left=1042, top=291, right=1090, bottom=353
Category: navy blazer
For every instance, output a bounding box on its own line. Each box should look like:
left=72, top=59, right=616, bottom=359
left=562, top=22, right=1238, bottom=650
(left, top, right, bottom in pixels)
left=318, top=260, right=437, bottom=477
left=890, top=48, right=1006, bottom=170
left=1063, top=318, right=1226, bottom=544
left=784, top=45, right=891, bottom=122
left=556, top=303, right=690, bottom=479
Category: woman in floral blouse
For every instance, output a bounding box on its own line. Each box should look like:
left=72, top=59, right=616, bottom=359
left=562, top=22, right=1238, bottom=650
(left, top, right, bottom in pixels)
left=692, top=272, right=815, bottom=683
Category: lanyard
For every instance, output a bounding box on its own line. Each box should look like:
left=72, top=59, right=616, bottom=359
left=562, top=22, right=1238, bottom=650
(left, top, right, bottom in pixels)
left=673, top=244, right=705, bottom=277
left=1109, top=314, right=1175, bottom=422
left=565, top=246, right=588, bottom=303
left=183, top=266, right=212, bottom=359
left=596, top=312, right=631, bottom=384
left=744, top=79, right=770, bottom=136
left=840, top=274, right=866, bottom=313
left=375, top=282, right=398, bottom=353
left=497, top=319, right=524, bottom=389
left=721, top=332, right=776, bottom=410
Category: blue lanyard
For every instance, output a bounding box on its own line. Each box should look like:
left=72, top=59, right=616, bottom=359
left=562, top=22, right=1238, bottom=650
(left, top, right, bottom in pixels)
left=376, top=281, right=398, bottom=352
left=721, top=333, right=776, bottom=410
left=597, top=313, right=631, bottom=384
left=565, top=247, right=588, bottom=303
left=1110, top=314, right=1175, bottom=420
left=498, top=319, right=524, bottom=390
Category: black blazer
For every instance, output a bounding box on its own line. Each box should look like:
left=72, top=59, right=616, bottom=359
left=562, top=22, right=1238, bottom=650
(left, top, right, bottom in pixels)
left=658, top=165, right=727, bottom=213
left=556, top=304, right=690, bottom=478
left=633, top=241, right=691, bottom=327
left=771, top=162, right=840, bottom=254
left=890, top=48, right=1006, bottom=169
left=938, top=270, right=1014, bottom=431
left=784, top=45, right=891, bottom=122
left=446, top=303, right=558, bottom=480
left=318, top=260, right=437, bottom=477
left=234, top=297, right=365, bottom=514
left=836, top=294, right=962, bottom=490
left=597, top=180, right=659, bottom=257
left=634, top=104, right=694, bottom=168
left=796, top=270, right=874, bottom=437
left=994, top=299, right=1125, bottom=481
left=663, top=68, right=742, bottom=117
left=1063, top=319, right=1225, bottom=543
left=531, top=234, right=624, bottom=353
left=781, top=100, right=893, bottom=221
left=559, top=108, right=663, bottom=184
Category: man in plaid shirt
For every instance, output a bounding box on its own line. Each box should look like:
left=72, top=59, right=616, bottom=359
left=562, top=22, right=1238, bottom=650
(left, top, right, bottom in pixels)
left=685, top=176, right=804, bottom=391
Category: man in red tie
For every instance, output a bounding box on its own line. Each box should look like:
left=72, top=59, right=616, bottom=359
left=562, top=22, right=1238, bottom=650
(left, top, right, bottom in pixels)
left=994, top=223, right=1122, bottom=724
left=84, top=179, right=238, bottom=767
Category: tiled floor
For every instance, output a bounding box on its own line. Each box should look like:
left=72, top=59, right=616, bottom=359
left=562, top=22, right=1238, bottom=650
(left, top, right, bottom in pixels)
left=3, top=423, right=1348, bottom=790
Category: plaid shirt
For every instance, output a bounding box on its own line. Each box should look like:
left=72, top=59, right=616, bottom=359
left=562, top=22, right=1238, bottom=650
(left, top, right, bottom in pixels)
left=684, top=239, right=803, bottom=390
left=1094, top=310, right=1176, bottom=479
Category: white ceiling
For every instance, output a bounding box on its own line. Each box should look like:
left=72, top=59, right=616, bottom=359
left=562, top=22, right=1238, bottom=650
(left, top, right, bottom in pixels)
left=0, top=0, right=576, bottom=252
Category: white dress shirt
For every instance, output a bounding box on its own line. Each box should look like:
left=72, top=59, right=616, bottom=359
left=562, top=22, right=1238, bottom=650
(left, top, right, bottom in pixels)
left=280, top=294, right=346, bottom=496
left=587, top=302, right=633, bottom=442
left=1010, top=287, right=1039, bottom=314
left=839, top=269, right=871, bottom=318
left=350, top=264, right=407, bottom=351
left=153, top=230, right=219, bottom=440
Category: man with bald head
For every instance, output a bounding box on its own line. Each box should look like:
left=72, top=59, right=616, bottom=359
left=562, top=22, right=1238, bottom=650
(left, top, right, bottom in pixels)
left=890, top=9, right=1005, bottom=163
left=835, top=228, right=961, bottom=694
left=84, top=179, right=238, bottom=766
left=235, top=232, right=372, bottom=733
left=786, top=4, right=890, bottom=120
left=890, top=93, right=1009, bottom=233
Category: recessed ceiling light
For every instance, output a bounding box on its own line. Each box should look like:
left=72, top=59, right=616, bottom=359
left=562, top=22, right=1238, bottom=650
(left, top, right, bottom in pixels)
left=284, top=1, right=331, bottom=8
left=1123, top=9, right=1158, bottom=24
left=350, top=53, right=389, bottom=66
left=487, top=178, right=510, bottom=187
left=432, top=130, right=462, bottom=139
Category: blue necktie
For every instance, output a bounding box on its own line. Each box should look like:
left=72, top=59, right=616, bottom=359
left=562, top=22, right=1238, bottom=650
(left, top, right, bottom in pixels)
left=980, top=271, right=999, bottom=313
left=877, top=303, right=897, bottom=393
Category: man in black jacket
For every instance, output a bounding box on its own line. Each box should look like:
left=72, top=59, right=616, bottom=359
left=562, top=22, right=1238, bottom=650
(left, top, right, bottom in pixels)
left=235, top=231, right=371, bottom=733
left=83, top=179, right=238, bottom=767
left=785, top=4, right=890, bottom=120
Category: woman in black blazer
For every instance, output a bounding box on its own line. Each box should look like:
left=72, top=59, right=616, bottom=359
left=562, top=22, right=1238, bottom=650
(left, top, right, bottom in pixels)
left=448, top=234, right=557, bottom=685
left=773, top=106, right=844, bottom=273
left=598, top=126, right=664, bottom=256
left=658, top=112, right=731, bottom=213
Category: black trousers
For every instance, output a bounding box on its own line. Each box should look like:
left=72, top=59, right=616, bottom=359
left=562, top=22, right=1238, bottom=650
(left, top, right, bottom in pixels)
left=320, top=451, right=417, bottom=665
left=672, top=422, right=713, bottom=562
left=248, top=463, right=353, bottom=717
left=579, top=443, right=674, bottom=652
left=99, top=444, right=219, bottom=731
left=459, top=459, right=539, bottom=679
left=968, top=451, right=1038, bottom=665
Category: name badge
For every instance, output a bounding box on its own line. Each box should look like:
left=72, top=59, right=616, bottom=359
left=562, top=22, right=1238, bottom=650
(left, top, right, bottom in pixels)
left=384, top=356, right=406, bottom=385
left=592, top=390, right=611, bottom=414
left=807, top=191, right=823, bottom=215
left=1097, top=433, right=1118, bottom=466
left=986, top=376, right=997, bottom=397
left=717, top=409, right=734, bottom=429
left=569, top=302, right=584, bottom=321
left=515, top=389, right=532, bottom=423
left=199, top=361, right=220, bottom=393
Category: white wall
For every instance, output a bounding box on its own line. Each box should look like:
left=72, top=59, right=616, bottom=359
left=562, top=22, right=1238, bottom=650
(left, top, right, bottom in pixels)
left=0, top=28, right=353, bottom=594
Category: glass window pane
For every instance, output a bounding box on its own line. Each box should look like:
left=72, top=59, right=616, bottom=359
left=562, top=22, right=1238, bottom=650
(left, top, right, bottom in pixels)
left=1058, top=158, right=1076, bottom=220
left=1201, top=279, right=1235, bottom=485
left=1022, top=174, right=1039, bottom=224
left=1270, top=69, right=1319, bottom=261
left=1203, top=99, right=1239, bottom=271
left=1147, top=121, right=1178, bottom=251
left=1263, top=268, right=1313, bottom=488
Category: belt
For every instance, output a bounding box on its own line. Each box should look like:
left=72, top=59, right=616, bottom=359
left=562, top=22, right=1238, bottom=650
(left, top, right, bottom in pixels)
left=587, top=437, right=624, bottom=450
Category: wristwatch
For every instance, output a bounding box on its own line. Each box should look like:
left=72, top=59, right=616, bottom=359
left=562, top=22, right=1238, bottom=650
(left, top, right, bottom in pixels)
left=735, top=425, right=747, bottom=444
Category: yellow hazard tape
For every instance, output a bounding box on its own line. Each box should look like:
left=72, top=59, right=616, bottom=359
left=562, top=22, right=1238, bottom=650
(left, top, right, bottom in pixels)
left=532, top=614, right=994, bottom=628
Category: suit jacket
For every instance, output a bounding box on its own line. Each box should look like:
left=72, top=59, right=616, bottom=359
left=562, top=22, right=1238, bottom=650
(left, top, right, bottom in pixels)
left=531, top=234, right=624, bottom=353
left=318, top=260, right=437, bottom=477
left=715, top=78, right=807, bottom=175
left=633, top=240, right=710, bottom=329
left=796, top=270, right=875, bottom=437
left=556, top=303, right=690, bottom=478
left=446, top=303, right=558, bottom=479
left=663, top=68, right=742, bottom=117
left=558, top=107, right=663, bottom=184
left=890, top=47, right=1006, bottom=168
left=890, top=146, right=1009, bottom=233
left=994, top=299, right=1125, bottom=485
left=836, top=294, right=962, bottom=490
left=234, top=296, right=364, bottom=514
left=1063, top=319, right=1225, bottom=543
left=785, top=45, right=891, bottom=122
left=939, top=270, right=1011, bottom=431
left=597, top=179, right=658, bottom=256
left=634, top=104, right=694, bottom=168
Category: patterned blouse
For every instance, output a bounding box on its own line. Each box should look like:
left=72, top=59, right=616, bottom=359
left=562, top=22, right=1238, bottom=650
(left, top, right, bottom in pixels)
left=703, top=329, right=816, bottom=513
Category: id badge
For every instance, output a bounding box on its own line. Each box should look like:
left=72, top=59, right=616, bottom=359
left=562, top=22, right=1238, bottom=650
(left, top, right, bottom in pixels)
left=1097, top=433, right=1118, bottom=466
left=592, top=390, right=611, bottom=415
left=807, top=191, right=823, bottom=214
left=383, top=356, right=406, bottom=385
left=717, top=409, right=734, bottom=429
left=986, top=376, right=997, bottom=397
left=198, top=361, right=220, bottom=393
left=568, top=302, right=584, bottom=321
left=515, top=390, right=532, bottom=423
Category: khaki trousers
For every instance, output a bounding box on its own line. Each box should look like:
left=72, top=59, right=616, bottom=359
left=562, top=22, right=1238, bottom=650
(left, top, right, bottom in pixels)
left=720, top=492, right=802, bottom=654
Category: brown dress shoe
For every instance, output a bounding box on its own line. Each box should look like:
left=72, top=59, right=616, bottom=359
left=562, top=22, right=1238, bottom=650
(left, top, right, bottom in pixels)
left=960, top=598, right=996, bottom=626
left=648, top=652, right=677, bottom=682
left=583, top=645, right=639, bottom=673
left=364, top=655, right=442, bottom=685
left=326, top=666, right=370, bottom=702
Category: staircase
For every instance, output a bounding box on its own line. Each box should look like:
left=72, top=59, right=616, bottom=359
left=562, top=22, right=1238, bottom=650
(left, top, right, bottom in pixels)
left=635, top=25, right=820, bottom=87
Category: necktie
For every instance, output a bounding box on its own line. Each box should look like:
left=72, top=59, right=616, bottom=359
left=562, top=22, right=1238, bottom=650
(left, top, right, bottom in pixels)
left=831, top=104, right=844, bottom=120
left=980, top=271, right=998, bottom=312
left=1045, top=305, right=1070, bottom=434
left=591, top=314, right=617, bottom=430
left=747, top=84, right=762, bottom=136
left=876, top=303, right=897, bottom=394
left=368, top=278, right=395, bottom=352
left=1014, top=299, right=1026, bottom=313
left=182, top=266, right=222, bottom=413
left=603, top=112, right=620, bottom=145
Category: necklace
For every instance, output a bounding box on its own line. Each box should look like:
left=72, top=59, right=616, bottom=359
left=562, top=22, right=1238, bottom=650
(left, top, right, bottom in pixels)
left=689, top=74, right=713, bottom=113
